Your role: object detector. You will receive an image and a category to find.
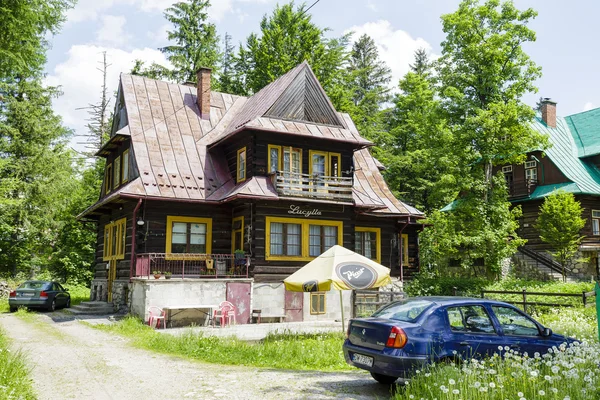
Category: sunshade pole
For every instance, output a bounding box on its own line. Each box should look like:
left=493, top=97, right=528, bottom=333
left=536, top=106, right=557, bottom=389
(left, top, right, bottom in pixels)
left=339, top=290, right=345, bottom=332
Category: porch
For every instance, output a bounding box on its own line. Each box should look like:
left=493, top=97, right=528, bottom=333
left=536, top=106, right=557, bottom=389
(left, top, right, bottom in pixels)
left=135, top=253, right=250, bottom=279
left=273, top=171, right=353, bottom=202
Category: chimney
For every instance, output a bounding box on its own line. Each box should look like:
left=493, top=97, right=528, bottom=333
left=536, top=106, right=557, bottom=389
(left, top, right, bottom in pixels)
left=196, top=67, right=211, bottom=120
left=541, top=98, right=557, bottom=128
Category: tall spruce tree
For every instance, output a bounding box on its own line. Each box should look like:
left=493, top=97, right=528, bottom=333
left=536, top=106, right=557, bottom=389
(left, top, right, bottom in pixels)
left=426, top=0, right=549, bottom=272
left=218, top=33, right=236, bottom=93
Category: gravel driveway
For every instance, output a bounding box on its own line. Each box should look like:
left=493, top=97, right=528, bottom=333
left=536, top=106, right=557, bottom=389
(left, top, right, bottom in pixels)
left=0, top=312, right=394, bottom=400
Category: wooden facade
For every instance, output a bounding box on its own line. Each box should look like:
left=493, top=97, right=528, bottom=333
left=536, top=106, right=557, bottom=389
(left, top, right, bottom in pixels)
left=80, top=62, right=425, bottom=302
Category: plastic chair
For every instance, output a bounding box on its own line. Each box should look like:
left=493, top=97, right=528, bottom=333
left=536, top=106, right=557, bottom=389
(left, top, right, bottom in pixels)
left=222, top=301, right=236, bottom=326
left=148, top=306, right=166, bottom=329
left=212, top=302, right=236, bottom=327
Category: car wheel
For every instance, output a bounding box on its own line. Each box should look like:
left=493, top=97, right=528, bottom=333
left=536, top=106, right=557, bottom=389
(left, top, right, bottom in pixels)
left=9, top=306, right=17, bottom=313
left=48, top=300, right=56, bottom=312
left=370, top=372, right=398, bottom=385
left=65, top=298, right=71, bottom=308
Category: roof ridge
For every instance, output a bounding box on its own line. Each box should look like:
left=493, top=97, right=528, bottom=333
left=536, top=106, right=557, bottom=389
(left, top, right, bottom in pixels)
left=565, top=106, right=600, bottom=118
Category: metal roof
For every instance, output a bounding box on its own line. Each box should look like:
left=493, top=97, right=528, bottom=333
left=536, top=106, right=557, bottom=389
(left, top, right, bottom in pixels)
left=565, top=107, right=600, bottom=158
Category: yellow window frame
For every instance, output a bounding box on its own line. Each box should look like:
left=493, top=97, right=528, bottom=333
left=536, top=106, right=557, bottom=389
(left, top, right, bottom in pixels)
left=401, top=233, right=409, bottom=265
left=237, top=147, right=246, bottom=183
left=308, top=151, right=342, bottom=177
left=105, top=163, right=112, bottom=194
left=265, top=216, right=343, bottom=261
left=166, top=216, right=213, bottom=259
left=122, top=149, right=129, bottom=184
left=355, top=227, right=381, bottom=263
left=268, top=144, right=282, bottom=173
left=103, top=217, right=126, bottom=261
left=113, top=156, right=121, bottom=189
left=231, top=216, right=244, bottom=253
left=310, top=292, right=326, bottom=315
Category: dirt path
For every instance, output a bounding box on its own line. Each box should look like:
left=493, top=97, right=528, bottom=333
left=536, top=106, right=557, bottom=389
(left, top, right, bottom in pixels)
left=0, top=313, right=393, bottom=400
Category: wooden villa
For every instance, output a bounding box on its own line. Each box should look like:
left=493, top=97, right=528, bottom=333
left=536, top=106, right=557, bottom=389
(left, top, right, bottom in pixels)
left=79, top=62, right=424, bottom=323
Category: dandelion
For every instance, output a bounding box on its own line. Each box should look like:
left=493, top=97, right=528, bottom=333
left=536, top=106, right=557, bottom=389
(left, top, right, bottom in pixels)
left=551, top=388, right=558, bottom=394
left=489, top=382, right=496, bottom=388
left=479, top=387, right=487, bottom=392
left=518, top=392, right=524, bottom=397
left=448, top=379, right=455, bottom=385
left=452, top=389, right=459, bottom=395
left=539, top=390, right=545, bottom=396
left=530, top=370, right=539, bottom=378
left=473, top=381, right=481, bottom=388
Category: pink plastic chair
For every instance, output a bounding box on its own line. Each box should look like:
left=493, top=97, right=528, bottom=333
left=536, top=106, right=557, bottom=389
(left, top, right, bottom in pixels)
left=212, top=301, right=236, bottom=327
left=148, top=306, right=166, bottom=329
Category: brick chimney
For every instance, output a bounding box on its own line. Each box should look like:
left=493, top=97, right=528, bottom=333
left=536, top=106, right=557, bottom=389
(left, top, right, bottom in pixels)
left=541, top=98, right=557, bottom=128
left=196, top=67, right=211, bottom=120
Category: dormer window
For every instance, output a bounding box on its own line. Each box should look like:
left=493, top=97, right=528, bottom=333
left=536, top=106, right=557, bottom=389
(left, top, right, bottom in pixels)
left=122, top=149, right=129, bottom=184
left=237, top=147, right=246, bottom=183
left=268, top=145, right=302, bottom=175
left=105, top=163, right=113, bottom=194
left=113, top=156, right=121, bottom=190
left=525, top=161, right=537, bottom=182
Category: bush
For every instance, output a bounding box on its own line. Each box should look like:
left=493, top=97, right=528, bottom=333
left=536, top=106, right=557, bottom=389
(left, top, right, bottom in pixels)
left=404, top=276, right=493, bottom=297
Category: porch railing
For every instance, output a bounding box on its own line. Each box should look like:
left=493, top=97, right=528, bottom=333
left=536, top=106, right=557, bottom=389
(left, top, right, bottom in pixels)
left=508, top=178, right=537, bottom=199
left=273, top=171, right=353, bottom=202
left=135, top=253, right=249, bottom=279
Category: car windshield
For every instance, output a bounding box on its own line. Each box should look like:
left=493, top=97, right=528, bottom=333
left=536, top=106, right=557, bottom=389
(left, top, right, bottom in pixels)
left=372, top=299, right=433, bottom=322
left=18, top=282, right=48, bottom=290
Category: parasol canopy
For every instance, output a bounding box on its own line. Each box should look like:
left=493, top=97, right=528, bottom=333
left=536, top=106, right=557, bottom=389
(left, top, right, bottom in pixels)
left=283, top=245, right=392, bottom=292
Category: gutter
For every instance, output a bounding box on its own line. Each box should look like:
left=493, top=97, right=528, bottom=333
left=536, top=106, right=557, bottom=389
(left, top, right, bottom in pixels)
left=129, top=198, right=143, bottom=281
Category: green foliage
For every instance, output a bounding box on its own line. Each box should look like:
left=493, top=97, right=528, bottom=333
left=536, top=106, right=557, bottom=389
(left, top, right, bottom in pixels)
left=93, top=317, right=351, bottom=371
left=404, top=276, right=492, bottom=297
left=536, top=191, right=586, bottom=280
left=0, top=327, right=35, bottom=399
left=0, top=0, right=74, bottom=78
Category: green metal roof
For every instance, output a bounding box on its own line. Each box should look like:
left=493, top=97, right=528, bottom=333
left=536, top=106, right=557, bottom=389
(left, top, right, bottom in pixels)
left=531, top=114, right=600, bottom=196
left=512, top=182, right=580, bottom=202
left=565, top=108, right=600, bottom=158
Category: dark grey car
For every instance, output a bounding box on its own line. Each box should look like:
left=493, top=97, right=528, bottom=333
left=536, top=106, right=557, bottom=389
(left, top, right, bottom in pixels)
left=9, top=281, right=71, bottom=312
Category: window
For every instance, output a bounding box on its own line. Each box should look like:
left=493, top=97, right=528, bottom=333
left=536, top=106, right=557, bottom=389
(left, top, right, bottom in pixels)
left=232, top=216, right=244, bottom=252
left=113, top=156, right=121, bottom=189
left=592, top=210, right=600, bottom=235
left=492, top=306, right=539, bottom=336
left=447, top=305, right=496, bottom=334
left=502, top=165, right=513, bottom=173
left=524, top=161, right=536, bottom=169
left=237, top=147, right=246, bottom=183
left=105, top=163, right=112, bottom=194
left=401, top=234, right=409, bottom=265
left=122, top=149, right=129, bottom=184
left=103, top=217, right=126, bottom=261
left=525, top=161, right=537, bottom=182
left=309, top=151, right=341, bottom=178
left=265, top=217, right=343, bottom=260
left=310, top=292, right=326, bottom=315
left=269, top=145, right=302, bottom=175
left=355, top=227, right=381, bottom=263
left=166, top=216, right=212, bottom=255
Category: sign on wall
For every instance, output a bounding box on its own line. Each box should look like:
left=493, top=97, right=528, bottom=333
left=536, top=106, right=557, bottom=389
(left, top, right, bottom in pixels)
left=287, top=205, right=322, bottom=218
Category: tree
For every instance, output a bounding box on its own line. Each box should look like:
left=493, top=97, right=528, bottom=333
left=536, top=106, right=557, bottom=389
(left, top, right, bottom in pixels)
left=218, top=33, right=236, bottom=93
left=426, top=0, right=549, bottom=272
left=241, top=2, right=350, bottom=106
left=345, top=34, right=391, bottom=140
left=0, top=0, right=74, bottom=78
left=535, top=191, right=586, bottom=282
left=409, top=47, right=431, bottom=77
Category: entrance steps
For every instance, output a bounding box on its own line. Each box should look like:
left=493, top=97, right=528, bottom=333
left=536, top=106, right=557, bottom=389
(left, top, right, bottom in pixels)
left=69, top=301, right=115, bottom=315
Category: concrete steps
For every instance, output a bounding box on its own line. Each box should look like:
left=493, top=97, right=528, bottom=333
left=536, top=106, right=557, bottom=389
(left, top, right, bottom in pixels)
left=68, top=301, right=115, bottom=315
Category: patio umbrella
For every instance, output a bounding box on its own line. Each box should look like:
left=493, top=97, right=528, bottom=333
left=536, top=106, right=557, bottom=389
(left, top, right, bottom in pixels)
left=283, top=245, right=392, bottom=329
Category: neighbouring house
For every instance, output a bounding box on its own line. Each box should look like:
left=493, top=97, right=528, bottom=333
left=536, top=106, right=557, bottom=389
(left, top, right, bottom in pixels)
left=78, top=62, right=424, bottom=324
left=497, top=99, right=600, bottom=279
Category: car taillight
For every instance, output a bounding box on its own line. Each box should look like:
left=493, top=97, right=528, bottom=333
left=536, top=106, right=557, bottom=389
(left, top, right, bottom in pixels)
left=9, top=291, right=16, bottom=298
left=386, top=326, right=407, bottom=348
left=39, top=291, right=48, bottom=299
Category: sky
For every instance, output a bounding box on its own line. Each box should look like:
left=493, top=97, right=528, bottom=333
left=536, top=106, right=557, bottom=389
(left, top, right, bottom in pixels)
left=43, top=0, right=600, bottom=152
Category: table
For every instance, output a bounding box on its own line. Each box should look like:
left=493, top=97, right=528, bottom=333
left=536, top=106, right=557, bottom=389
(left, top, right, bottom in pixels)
left=163, top=304, right=218, bottom=328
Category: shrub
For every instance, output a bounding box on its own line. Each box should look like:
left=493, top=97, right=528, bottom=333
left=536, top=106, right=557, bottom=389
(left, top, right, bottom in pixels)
left=404, top=276, right=492, bottom=297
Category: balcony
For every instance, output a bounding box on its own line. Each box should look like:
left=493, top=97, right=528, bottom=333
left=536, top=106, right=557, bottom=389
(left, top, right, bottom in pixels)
left=273, top=171, right=353, bottom=202
left=135, top=253, right=249, bottom=279
left=508, top=179, right=537, bottom=199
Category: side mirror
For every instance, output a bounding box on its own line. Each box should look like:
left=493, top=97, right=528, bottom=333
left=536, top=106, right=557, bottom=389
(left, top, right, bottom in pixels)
left=542, top=327, right=552, bottom=337
left=64, top=288, right=69, bottom=292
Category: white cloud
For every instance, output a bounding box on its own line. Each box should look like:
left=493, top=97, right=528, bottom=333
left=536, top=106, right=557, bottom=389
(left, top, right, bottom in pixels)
left=66, top=0, right=172, bottom=23
left=45, top=45, right=170, bottom=152
left=209, top=0, right=234, bottom=22
left=146, top=23, right=171, bottom=46
left=367, top=0, right=378, bottom=12
left=345, top=20, right=437, bottom=88
left=96, top=15, right=131, bottom=47
left=583, top=102, right=595, bottom=112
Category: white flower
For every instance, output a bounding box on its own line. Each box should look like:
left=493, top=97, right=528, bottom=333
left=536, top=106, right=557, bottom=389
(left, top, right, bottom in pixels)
left=530, top=371, right=539, bottom=378
left=452, top=389, right=459, bottom=395
left=551, top=388, right=558, bottom=394
left=489, top=382, right=496, bottom=388
left=448, top=379, right=455, bottom=385
left=473, top=381, right=481, bottom=388
left=518, top=392, right=524, bottom=397
left=539, top=390, right=545, bottom=396
left=479, top=387, right=487, bottom=392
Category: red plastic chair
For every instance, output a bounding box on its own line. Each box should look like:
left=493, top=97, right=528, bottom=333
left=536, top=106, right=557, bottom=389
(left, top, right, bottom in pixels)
left=212, top=302, right=236, bottom=327
left=148, top=306, right=166, bottom=329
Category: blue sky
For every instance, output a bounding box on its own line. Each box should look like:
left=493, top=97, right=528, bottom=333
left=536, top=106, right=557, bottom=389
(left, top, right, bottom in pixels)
left=44, top=0, right=600, bottom=151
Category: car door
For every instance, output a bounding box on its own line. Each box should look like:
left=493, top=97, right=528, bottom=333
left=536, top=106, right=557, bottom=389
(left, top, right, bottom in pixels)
left=52, top=283, right=65, bottom=307
left=444, top=305, right=501, bottom=360
left=490, top=305, right=563, bottom=355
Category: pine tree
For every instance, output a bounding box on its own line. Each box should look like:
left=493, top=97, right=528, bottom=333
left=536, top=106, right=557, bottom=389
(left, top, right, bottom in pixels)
left=218, top=33, right=236, bottom=93
left=409, top=48, right=431, bottom=76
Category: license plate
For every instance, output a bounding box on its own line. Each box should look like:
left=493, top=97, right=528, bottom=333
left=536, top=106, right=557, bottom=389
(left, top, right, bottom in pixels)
left=352, top=353, right=374, bottom=367
left=21, top=292, right=34, bottom=297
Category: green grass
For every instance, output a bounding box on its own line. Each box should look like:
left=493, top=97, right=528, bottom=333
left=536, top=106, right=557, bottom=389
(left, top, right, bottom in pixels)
left=91, top=316, right=352, bottom=371
left=0, top=326, right=36, bottom=399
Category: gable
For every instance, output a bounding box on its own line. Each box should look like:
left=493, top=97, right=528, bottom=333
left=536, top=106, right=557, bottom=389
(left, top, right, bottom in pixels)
left=264, top=65, right=344, bottom=127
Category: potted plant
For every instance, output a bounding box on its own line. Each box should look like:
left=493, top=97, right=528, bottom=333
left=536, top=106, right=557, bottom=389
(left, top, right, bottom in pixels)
left=152, top=270, right=162, bottom=279
left=164, top=271, right=172, bottom=279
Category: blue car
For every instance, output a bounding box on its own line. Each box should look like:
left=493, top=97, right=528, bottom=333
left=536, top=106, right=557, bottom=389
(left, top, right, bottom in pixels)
left=9, top=281, right=71, bottom=312
left=343, top=297, right=574, bottom=384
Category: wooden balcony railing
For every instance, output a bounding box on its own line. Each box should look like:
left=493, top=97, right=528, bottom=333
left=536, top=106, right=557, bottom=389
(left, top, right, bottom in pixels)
left=508, top=179, right=537, bottom=199
left=273, top=171, right=353, bottom=202
left=135, top=253, right=249, bottom=279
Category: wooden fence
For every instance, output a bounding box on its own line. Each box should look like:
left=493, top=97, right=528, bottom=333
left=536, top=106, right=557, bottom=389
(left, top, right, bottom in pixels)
left=352, top=290, right=406, bottom=318
left=480, top=289, right=596, bottom=313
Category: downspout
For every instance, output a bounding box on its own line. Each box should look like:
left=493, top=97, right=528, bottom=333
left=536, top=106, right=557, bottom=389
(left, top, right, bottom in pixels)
left=398, top=219, right=409, bottom=284
left=129, top=198, right=143, bottom=281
